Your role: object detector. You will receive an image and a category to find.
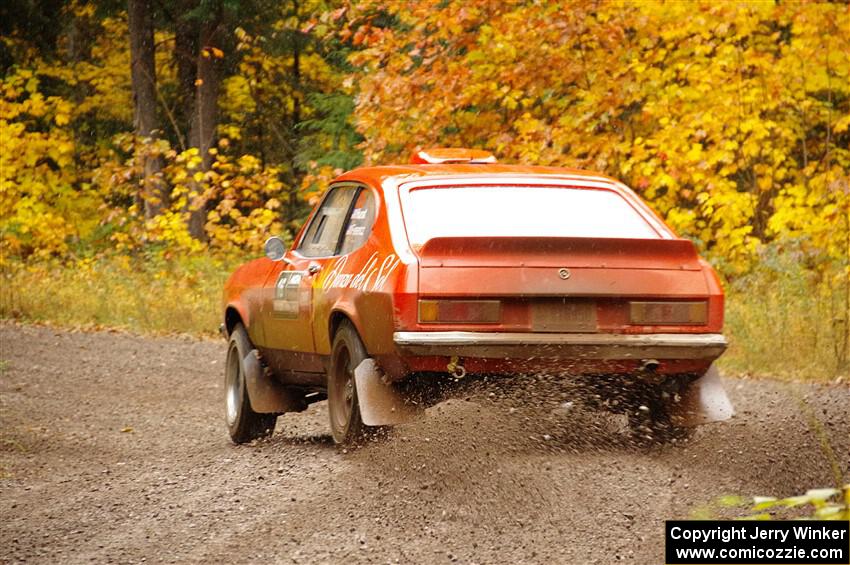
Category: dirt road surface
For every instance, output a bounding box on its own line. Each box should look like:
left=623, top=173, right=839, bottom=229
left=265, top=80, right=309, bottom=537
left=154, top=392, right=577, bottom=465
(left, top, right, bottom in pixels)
left=1, top=323, right=848, bottom=564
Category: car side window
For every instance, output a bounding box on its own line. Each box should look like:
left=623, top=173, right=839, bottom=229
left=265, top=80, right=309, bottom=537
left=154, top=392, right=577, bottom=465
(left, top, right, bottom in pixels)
left=297, top=186, right=358, bottom=257
left=339, top=189, right=376, bottom=255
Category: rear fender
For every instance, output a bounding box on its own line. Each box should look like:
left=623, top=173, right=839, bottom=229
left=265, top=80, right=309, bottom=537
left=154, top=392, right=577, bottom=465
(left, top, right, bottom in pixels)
left=325, top=293, right=397, bottom=357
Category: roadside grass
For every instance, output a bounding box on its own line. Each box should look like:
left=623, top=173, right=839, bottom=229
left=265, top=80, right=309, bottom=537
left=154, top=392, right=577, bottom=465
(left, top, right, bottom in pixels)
left=1, top=253, right=847, bottom=381
left=720, top=259, right=848, bottom=382
left=1, top=254, right=236, bottom=337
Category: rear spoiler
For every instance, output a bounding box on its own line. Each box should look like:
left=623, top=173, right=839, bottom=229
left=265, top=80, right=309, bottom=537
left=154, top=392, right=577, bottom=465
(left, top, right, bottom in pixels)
left=417, top=236, right=703, bottom=270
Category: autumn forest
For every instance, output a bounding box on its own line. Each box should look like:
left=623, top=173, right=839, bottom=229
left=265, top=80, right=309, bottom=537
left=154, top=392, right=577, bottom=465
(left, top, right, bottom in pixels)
left=1, top=1, right=848, bottom=378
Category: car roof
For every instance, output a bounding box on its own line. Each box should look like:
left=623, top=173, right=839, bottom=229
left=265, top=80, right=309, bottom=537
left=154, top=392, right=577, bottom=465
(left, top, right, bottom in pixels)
left=334, top=164, right=623, bottom=190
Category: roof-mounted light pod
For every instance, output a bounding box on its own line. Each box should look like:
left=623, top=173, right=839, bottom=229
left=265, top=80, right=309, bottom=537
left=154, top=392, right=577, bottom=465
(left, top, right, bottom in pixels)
left=411, top=147, right=497, bottom=165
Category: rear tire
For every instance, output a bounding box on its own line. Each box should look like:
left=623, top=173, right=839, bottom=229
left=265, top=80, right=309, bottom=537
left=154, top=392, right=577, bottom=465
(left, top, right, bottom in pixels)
left=327, top=321, right=375, bottom=445
left=225, top=323, right=277, bottom=444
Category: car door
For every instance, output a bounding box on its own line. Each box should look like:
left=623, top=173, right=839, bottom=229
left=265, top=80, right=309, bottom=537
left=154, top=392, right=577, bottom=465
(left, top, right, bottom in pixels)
left=309, top=186, right=379, bottom=353
left=259, top=185, right=360, bottom=377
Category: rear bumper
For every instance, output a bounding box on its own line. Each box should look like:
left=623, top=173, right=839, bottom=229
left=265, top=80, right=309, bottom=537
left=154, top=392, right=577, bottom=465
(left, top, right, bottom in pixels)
left=392, top=331, right=727, bottom=361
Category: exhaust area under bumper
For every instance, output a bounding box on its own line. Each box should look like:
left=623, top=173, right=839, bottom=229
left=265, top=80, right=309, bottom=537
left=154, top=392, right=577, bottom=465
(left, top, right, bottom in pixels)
left=669, top=363, right=735, bottom=426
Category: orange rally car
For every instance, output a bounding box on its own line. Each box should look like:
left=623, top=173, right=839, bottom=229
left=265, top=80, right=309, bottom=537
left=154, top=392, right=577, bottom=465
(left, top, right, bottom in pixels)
left=221, top=148, right=734, bottom=445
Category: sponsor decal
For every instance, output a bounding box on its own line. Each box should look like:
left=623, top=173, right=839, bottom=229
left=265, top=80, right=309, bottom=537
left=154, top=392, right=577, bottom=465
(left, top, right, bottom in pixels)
left=320, top=252, right=400, bottom=292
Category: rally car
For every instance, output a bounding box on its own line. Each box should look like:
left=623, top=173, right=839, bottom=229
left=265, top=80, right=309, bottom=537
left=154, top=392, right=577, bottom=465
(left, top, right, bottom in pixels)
left=221, top=148, right=733, bottom=445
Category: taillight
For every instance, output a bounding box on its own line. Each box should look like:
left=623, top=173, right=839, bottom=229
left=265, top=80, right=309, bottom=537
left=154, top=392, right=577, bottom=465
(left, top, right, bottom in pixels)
left=418, top=300, right=501, bottom=324
left=629, top=301, right=707, bottom=325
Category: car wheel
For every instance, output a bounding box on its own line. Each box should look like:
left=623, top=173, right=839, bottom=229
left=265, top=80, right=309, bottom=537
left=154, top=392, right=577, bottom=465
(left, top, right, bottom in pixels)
left=327, top=320, right=376, bottom=445
left=225, top=323, right=277, bottom=444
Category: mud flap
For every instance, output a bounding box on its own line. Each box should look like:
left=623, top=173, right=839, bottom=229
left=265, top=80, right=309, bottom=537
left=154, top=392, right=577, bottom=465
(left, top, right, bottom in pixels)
left=670, top=363, right=735, bottom=427
left=354, top=359, right=423, bottom=426
left=243, top=350, right=306, bottom=414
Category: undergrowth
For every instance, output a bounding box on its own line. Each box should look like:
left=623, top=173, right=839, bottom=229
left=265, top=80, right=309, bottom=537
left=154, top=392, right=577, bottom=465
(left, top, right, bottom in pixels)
left=720, top=247, right=848, bottom=382
left=1, top=246, right=848, bottom=381
left=1, top=253, right=236, bottom=336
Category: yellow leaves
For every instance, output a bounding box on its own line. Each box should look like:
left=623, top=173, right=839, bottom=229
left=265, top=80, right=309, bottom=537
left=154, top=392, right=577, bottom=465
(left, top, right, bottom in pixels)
left=2, top=0, right=847, bottom=282
left=513, top=112, right=544, bottom=146
left=236, top=154, right=262, bottom=173
left=221, top=76, right=255, bottom=116
left=176, top=148, right=204, bottom=170
left=50, top=98, right=74, bottom=127
left=24, top=75, right=39, bottom=95
left=656, top=172, right=677, bottom=191
left=60, top=15, right=134, bottom=123
left=71, top=2, right=96, bottom=18
left=685, top=143, right=703, bottom=162
left=23, top=92, right=47, bottom=117
left=115, top=145, right=293, bottom=254
left=0, top=69, right=86, bottom=259
left=741, top=137, right=761, bottom=159
left=145, top=210, right=205, bottom=254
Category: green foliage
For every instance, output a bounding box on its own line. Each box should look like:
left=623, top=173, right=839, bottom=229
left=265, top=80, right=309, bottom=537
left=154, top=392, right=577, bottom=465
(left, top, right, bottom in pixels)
left=296, top=92, right=364, bottom=172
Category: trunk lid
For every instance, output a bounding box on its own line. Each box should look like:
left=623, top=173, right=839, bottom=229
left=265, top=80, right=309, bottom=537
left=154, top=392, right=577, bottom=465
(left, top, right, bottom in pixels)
left=417, top=236, right=707, bottom=297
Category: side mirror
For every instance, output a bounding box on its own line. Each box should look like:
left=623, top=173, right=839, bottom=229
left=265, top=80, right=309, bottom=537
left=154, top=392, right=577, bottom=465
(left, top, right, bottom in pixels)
left=264, top=236, right=286, bottom=261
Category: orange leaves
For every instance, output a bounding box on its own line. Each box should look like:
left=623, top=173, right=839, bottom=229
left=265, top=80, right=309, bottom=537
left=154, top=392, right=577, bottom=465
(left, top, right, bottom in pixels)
left=344, top=0, right=850, bottom=275
left=346, top=0, right=628, bottom=166
left=201, top=46, right=225, bottom=59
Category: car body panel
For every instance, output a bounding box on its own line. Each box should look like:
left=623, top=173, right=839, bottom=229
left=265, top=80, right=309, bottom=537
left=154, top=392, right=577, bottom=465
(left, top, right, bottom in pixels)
left=222, top=259, right=275, bottom=346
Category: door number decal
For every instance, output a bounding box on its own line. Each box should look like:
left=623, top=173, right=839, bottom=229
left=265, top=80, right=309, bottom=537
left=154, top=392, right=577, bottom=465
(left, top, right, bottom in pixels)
left=273, top=271, right=304, bottom=318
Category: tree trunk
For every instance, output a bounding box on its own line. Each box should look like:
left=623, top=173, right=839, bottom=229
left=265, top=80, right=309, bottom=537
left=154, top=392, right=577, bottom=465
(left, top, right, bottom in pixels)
left=128, top=0, right=166, bottom=219
left=185, top=7, right=224, bottom=241
left=174, top=0, right=198, bottom=150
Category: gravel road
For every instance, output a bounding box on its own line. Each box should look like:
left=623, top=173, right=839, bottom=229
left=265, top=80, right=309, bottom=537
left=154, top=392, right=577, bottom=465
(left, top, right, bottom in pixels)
left=1, top=322, right=848, bottom=564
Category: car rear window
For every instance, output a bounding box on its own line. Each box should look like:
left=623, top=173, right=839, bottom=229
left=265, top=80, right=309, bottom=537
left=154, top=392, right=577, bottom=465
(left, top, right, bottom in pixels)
left=402, top=185, right=660, bottom=246
left=339, top=189, right=376, bottom=255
